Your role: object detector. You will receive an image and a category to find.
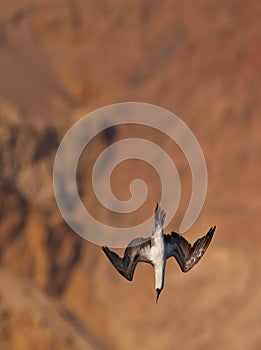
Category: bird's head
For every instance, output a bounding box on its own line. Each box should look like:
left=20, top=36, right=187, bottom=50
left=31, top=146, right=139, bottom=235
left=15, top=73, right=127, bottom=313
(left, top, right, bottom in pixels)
left=156, top=288, right=162, bottom=303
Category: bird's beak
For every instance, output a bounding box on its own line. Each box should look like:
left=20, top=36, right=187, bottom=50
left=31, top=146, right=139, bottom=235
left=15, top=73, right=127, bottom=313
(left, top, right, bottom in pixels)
left=156, top=288, right=162, bottom=303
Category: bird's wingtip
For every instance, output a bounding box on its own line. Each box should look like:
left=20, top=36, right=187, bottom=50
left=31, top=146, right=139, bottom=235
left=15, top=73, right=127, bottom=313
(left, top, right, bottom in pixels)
left=207, top=225, right=216, bottom=233
left=206, top=226, right=216, bottom=241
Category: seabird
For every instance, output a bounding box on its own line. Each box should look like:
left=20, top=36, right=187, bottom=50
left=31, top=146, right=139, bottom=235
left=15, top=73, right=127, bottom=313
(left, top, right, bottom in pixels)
left=102, top=204, right=216, bottom=302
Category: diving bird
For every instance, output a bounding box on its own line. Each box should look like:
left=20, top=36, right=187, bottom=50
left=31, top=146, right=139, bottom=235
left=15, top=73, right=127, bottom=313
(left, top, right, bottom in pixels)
left=102, top=204, right=216, bottom=302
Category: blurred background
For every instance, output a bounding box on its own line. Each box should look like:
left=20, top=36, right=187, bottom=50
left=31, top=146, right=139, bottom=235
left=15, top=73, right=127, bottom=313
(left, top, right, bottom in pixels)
left=0, top=0, right=260, bottom=349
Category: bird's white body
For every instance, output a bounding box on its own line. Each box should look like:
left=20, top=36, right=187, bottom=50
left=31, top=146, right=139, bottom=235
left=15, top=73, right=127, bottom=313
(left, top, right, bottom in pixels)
left=151, top=223, right=166, bottom=291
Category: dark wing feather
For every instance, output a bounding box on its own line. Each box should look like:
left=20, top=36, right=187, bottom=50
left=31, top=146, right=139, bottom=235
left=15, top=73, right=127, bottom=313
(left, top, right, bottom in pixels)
left=164, top=226, right=216, bottom=272
left=102, top=237, right=152, bottom=281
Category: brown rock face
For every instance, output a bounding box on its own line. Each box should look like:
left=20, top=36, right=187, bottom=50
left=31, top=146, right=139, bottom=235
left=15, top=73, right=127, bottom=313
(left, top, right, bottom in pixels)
left=0, top=1, right=260, bottom=349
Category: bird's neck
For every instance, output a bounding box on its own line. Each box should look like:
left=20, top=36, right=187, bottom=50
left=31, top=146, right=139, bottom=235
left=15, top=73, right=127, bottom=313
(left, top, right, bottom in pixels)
left=155, top=261, right=165, bottom=290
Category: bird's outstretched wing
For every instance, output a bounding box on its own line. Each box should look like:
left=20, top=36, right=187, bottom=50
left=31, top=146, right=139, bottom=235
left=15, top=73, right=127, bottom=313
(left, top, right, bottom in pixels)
left=164, top=226, right=216, bottom=272
left=102, top=237, right=152, bottom=281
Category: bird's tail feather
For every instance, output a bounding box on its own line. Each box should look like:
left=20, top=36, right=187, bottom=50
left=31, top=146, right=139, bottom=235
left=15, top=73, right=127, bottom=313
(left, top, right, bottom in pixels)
left=154, top=203, right=166, bottom=229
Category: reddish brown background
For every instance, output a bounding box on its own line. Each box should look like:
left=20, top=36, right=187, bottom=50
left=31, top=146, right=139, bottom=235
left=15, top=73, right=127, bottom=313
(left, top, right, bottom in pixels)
left=0, top=1, right=260, bottom=349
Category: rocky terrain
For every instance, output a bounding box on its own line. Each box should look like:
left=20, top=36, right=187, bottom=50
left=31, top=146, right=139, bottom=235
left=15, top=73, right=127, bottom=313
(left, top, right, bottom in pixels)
left=0, top=0, right=260, bottom=349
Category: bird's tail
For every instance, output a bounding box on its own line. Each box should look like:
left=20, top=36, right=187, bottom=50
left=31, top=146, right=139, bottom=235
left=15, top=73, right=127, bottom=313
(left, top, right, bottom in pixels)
left=154, top=203, right=166, bottom=230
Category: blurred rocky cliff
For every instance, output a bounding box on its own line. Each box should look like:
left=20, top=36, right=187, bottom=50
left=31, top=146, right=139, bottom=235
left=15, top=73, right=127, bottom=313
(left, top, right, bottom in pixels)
left=0, top=1, right=260, bottom=349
